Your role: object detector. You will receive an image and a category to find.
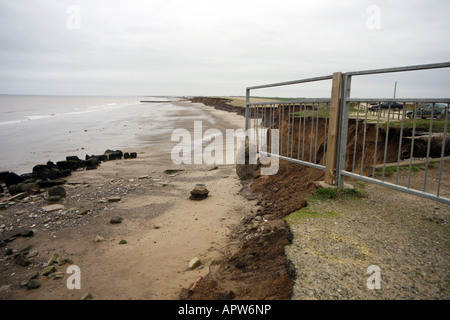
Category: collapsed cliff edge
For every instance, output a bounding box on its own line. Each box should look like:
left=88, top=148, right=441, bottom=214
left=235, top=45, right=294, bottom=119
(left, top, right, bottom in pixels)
left=178, top=97, right=323, bottom=300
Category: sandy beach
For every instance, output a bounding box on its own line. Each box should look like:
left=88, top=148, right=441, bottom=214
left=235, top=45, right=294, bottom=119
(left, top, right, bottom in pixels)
left=0, top=100, right=257, bottom=300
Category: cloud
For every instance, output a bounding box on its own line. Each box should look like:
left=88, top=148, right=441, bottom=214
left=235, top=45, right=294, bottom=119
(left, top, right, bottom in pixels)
left=0, top=0, right=449, bottom=97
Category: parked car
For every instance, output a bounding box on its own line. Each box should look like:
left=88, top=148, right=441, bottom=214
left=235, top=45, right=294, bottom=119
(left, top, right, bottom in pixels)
left=406, top=103, right=449, bottom=119
left=368, top=102, right=404, bottom=111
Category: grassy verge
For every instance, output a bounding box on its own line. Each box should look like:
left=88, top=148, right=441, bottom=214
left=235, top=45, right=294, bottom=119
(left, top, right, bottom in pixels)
left=284, top=187, right=367, bottom=225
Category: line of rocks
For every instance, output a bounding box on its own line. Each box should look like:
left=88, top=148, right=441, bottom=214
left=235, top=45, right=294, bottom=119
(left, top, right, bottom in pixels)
left=0, top=149, right=138, bottom=208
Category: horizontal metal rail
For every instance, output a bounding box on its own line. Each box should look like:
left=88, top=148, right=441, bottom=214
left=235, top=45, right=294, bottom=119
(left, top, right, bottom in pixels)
left=247, top=75, right=333, bottom=90
left=346, top=98, right=450, bottom=103
left=245, top=62, right=450, bottom=206
left=340, top=170, right=450, bottom=205
left=346, top=61, right=450, bottom=76
left=247, top=98, right=331, bottom=106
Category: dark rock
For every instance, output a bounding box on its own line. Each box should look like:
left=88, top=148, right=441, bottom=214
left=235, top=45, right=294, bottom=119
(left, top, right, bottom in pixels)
left=106, top=150, right=123, bottom=160
left=56, top=160, right=85, bottom=171
left=32, top=164, right=50, bottom=180
left=0, top=185, right=3, bottom=194
left=46, top=195, right=62, bottom=203
left=164, top=169, right=184, bottom=174
left=15, top=253, right=30, bottom=266
left=110, top=217, right=123, bottom=224
left=66, top=156, right=81, bottom=161
left=84, top=157, right=99, bottom=170
left=5, top=172, right=23, bottom=187
left=48, top=186, right=66, bottom=198
left=107, top=196, right=121, bottom=203
left=0, top=171, right=9, bottom=182
left=1, top=228, right=34, bottom=243
left=130, top=152, right=137, bottom=158
left=19, top=173, right=34, bottom=181
left=26, top=279, right=41, bottom=290
left=189, top=184, right=209, bottom=200
left=24, top=183, right=40, bottom=195
left=37, top=179, right=66, bottom=188
left=124, top=152, right=130, bottom=159
left=46, top=161, right=57, bottom=169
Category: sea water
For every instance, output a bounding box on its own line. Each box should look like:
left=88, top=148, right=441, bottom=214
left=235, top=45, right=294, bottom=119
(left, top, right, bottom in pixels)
left=0, top=95, right=214, bottom=174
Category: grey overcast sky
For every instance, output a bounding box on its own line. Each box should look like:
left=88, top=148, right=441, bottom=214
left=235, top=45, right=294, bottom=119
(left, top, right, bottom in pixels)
left=0, top=0, right=449, bottom=98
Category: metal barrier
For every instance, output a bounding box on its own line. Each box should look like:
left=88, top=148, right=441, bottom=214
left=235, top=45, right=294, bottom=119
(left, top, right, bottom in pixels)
left=246, top=62, right=450, bottom=205
left=245, top=75, right=334, bottom=172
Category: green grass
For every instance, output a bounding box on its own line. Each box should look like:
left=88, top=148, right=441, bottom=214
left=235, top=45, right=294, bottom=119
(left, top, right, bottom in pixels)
left=385, top=118, right=449, bottom=133
left=284, top=187, right=367, bottom=225
left=374, top=161, right=436, bottom=177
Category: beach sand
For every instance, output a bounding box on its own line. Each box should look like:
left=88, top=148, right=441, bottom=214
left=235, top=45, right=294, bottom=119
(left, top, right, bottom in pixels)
left=0, top=101, right=257, bottom=300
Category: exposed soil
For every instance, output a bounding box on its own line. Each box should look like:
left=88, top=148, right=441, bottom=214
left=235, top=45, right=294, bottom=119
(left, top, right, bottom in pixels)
left=183, top=97, right=449, bottom=300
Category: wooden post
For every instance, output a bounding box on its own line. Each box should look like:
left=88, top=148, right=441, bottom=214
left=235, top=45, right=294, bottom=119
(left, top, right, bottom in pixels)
left=324, top=72, right=342, bottom=185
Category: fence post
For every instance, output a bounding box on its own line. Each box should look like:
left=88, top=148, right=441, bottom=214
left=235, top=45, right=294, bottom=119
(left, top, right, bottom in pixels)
left=335, top=73, right=352, bottom=187
left=324, top=72, right=342, bottom=185
left=245, top=88, right=250, bottom=132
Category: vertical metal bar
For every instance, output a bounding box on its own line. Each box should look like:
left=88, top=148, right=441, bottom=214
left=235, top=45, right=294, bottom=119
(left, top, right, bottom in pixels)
left=297, top=104, right=302, bottom=160
left=395, top=104, right=406, bottom=185
left=255, top=104, right=259, bottom=150
left=360, top=101, right=369, bottom=176
left=280, top=104, right=285, bottom=156
left=381, top=103, right=392, bottom=182
left=407, top=103, right=418, bottom=189
left=423, top=103, right=436, bottom=192
left=323, top=102, right=329, bottom=166
left=245, top=88, right=250, bottom=132
left=302, top=104, right=306, bottom=160
left=437, top=104, right=448, bottom=197
left=309, top=104, right=314, bottom=162
left=372, top=101, right=381, bottom=178
left=291, top=103, right=295, bottom=158
left=314, top=103, right=320, bottom=163
left=287, top=104, right=291, bottom=157
left=352, top=102, right=361, bottom=173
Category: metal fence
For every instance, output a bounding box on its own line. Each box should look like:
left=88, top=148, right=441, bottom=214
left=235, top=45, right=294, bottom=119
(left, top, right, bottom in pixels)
left=245, top=62, right=450, bottom=205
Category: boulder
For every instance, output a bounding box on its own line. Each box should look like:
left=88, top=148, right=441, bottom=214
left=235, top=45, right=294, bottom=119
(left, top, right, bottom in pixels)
left=110, top=217, right=123, bottom=224
left=24, top=183, right=40, bottom=195
left=105, top=149, right=123, bottom=160
left=15, top=253, right=30, bottom=266
left=0, top=171, right=9, bottom=182
left=189, top=257, right=202, bottom=269
left=189, top=184, right=209, bottom=200
left=38, top=179, right=66, bottom=188
left=130, top=152, right=137, bottom=158
left=48, top=186, right=66, bottom=198
left=4, top=172, right=23, bottom=188
left=26, top=279, right=41, bottom=290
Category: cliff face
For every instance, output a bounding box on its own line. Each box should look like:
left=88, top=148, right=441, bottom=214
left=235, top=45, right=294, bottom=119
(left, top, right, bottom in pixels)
left=190, top=97, right=246, bottom=116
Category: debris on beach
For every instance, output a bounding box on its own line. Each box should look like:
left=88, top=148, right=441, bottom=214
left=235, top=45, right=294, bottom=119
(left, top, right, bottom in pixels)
left=110, top=216, right=123, bottom=224
left=189, top=184, right=209, bottom=200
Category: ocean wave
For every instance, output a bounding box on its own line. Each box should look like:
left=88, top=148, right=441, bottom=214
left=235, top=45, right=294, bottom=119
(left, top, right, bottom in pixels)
left=0, top=119, right=23, bottom=126
left=23, top=101, right=138, bottom=122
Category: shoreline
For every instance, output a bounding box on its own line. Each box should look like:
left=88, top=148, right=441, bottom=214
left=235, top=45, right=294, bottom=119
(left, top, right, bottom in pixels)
left=0, top=100, right=260, bottom=300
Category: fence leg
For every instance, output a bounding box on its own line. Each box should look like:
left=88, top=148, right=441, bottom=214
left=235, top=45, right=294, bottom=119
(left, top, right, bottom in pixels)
left=324, top=72, right=342, bottom=185
left=245, top=88, right=250, bottom=132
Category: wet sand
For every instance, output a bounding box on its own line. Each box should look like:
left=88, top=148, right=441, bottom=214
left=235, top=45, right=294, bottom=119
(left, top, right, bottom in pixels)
left=0, top=100, right=256, bottom=300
